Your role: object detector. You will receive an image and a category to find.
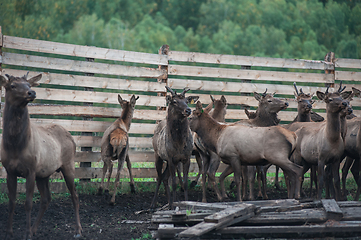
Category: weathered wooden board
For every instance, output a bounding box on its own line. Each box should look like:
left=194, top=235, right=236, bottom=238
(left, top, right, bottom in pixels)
left=2, top=52, right=167, bottom=79
left=322, top=199, right=343, bottom=220
left=336, top=71, right=361, bottom=81
left=335, top=58, right=361, bottom=69
left=178, top=204, right=255, bottom=237
left=3, top=35, right=168, bottom=65
left=168, top=64, right=334, bottom=83
left=3, top=69, right=166, bottom=92
left=73, top=136, right=153, bottom=148
left=168, top=51, right=333, bottom=70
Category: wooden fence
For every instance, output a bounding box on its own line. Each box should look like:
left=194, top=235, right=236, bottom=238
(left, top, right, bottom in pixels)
left=0, top=29, right=360, bottom=191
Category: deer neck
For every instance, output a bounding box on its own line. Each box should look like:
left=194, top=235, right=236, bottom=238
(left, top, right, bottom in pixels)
left=252, top=110, right=280, bottom=126
left=211, top=108, right=226, bottom=122
left=326, top=111, right=342, bottom=142
left=120, top=105, right=134, bottom=131
left=167, top=111, right=190, bottom=144
left=2, top=103, right=31, bottom=152
left=296, top=112, right=312, bottom=123
left=340, top=114, right=347, bottom=141
left=195, top=115, right=225, bottom=153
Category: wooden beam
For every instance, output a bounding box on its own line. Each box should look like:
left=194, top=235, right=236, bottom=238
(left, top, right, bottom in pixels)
left=322, top=199, right=343, bottom=220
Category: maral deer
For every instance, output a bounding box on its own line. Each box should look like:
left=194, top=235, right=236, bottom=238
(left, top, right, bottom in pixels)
left=341, top=87, right=361, bottom=200
left=150, top=87, right=199, bottom=209
left=189, top=101, right=303, bottom=201
left=193, top=95, right=227, bottom=202
left=232, top=89, right=289, bottom=200
left=0, top=73, right=82, bottom=239
left=98, top=94, right=139, bottom=205
left=290, top=83, right=352, bottom=200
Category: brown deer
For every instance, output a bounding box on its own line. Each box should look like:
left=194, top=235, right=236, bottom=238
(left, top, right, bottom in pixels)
left=290, top=83, right=352, bottom=200
left=150, top=86, right=199, bottom=209
left=340, top=87, right=361, bottom=200
left=236, top=89, right=289, bottom=200
left=98, top=94, right=139, bottom=205
left=189, top=101, right=303, bottom=201
left=1, top=73, right=82, bottom=239
left=193, top=95, right=227, bottom=202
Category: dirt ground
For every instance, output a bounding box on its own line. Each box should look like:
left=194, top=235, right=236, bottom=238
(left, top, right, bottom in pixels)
left=0, top=183, right=309, bottom=240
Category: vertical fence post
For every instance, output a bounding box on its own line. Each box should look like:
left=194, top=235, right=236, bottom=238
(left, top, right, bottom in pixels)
left=157, top=45, right=169, bottom=113
left=0, top=26, right=2, bottom=162
left=324, top=52, right=335, bottom=88
left=80, top=57, right=95, bottom=183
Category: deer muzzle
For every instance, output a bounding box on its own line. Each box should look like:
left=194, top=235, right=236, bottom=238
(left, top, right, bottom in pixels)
left=184, top=107, right=192, bottom=117
left=27, top=90, right=36, bottom=101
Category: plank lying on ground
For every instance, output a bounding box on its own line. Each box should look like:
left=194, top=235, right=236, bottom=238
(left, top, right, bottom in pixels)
left=178, top=204, right=255, bottom=238
left=322, top=199, right=343, bottom=220
left=157, top=221, right=361, bottom=239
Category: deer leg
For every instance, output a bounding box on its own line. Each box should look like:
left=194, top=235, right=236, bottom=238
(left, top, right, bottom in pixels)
left=182, top=159, right=190, bottom=202
left=274, top=166, right=281, bottom=190
left=259, top=165, right=269, bottom=200
left=125, top=154, right=135, bottom=193
left=330, top=161, right=341, bottom=201
left=61, top=165, right=82, bottom=237
left=208, top=152, right=222, bottom=201
left=176, top=162, right=184, bottom=191
left=5, top=173, right=17, bottom=239
left=229, top=158, right=242, bottom=202
left=353, top=159, right=361, bottom=201
left=200, top=150, right=210, bottom=203
left=32, top=177, right=51, bottom=236
left=150, top=155, right=165, bottom=209
left=105, top=160, right=114, bottom=194
left=25, top=172, right=36, bottom=239
left=256, top=166, right=263, bottom=198
left=317, top=162, right=326, bottom=200
left=219, top=165, right=234, bottom=200
left=110, top=151, right=127, bottom=205
left=248, top=166, right=256, bottom=201
left=98, top=158, right=110, bottom=195
left=241, top=166, right=248, bottom=200
left=342, top=157, right=354, bottom=199
left=191, top=150, right=202, bottom=188
left=325, top=164, right=332, bottom=199
left=169, top=161, right=177, bottom=209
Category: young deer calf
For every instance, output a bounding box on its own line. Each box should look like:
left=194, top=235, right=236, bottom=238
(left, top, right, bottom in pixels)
left=98, top=94, right=139, bottom=205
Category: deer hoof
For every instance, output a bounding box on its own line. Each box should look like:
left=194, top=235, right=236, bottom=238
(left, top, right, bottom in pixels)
left=230, top=181, right=236, bottom=189
left=74, top=233, right=82, bottom=238
left=190, top=181, right=197, bottom=188
left=109, top=200, right=116, bottom=206
left=97, top=188, right=103, bottom=195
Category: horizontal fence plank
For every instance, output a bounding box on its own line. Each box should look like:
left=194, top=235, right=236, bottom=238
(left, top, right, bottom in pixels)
left=3, top=35, right=168, bottom=65
left=27, top=105, right=166, bottom=120
left=335, top=71, right=361, bottom=81
left=29, top=87, right=166, bottom=107
left=170, top=78, right=333, bottom=95
left=73, top=136, right=153, bottom=149
left=75, top=150, right=155, bottom=163
left=335, top=58, right=361, bottom=69
left=169, top=51, right=333, bottom=70
left=3, top=52, right=167, bottom=78
left=168, top=65, right=333, bottom=83
left=30, top=119, right=156, bottom=134
left=2, top=69, right=166, bottom=92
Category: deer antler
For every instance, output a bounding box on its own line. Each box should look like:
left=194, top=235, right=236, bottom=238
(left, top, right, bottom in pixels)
left=180, top=87, right=190, bottom=97
left=300, top=88, right=304, bottom=94
left=165, top=86, right=176, bottom=96
left=293, top=82, right=299, bottom=96
left=338, top=81, right=346, bottom=93
left=262, top=88, right=268, bottom=97
left=325, top=86, right=330, bottom=94
left=24, top=71, right=30, bottom=80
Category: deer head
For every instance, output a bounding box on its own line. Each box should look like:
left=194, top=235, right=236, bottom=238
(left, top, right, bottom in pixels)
left=118, top=94, right=139, bottom=109
left=165, top=86, right=199, bottom=117
left=189, top=100, right=212, bottom=132
left=294, top=82, right=314, bottom=114
left=0, top=73, right=42, bottom=107
left=316, top=82, right=352, bottom=114
left=254, top=89, right=289, bottom=114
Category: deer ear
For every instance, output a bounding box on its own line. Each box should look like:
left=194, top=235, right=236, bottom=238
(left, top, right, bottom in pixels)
left=118, top=94, right=123, bottom=104
left=0, top=75, right=9, bottom=87
left=254, top=92, right=262, bottom=101
left=341, top=91, right=353, bottom=100
left=28, top=74, right=42, bottom=87
left=316, top=91, right=326, bottom=101
left=210, top=95, right=215, bottom=103
left=195, top=101, right=203, bottom=111
left=204, top=102, right=213, bottom=113
left=352, top=87, right=361, bottom=98
left=220, top=95, right=227, bottom=104
left=187, top=96, right=199, bottom=104
left=130, top=95, right=139, bottom=106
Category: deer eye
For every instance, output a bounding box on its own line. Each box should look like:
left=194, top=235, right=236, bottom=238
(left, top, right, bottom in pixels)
left=267, top=100, right=272, bottom=103
left=10, top=84, right=16, bottom=89
left=173, top=100, right=177, bottom=104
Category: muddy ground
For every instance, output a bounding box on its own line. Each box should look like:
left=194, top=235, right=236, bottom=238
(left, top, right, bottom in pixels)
left=0, top=183, right=293, bottom=240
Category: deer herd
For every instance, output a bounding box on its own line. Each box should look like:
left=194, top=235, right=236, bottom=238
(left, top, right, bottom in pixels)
left=2, top=72, right=361, bottom=239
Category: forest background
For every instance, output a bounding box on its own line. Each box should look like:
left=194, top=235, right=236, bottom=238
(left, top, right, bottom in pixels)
left=0, top=0, right=360, bottom=61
